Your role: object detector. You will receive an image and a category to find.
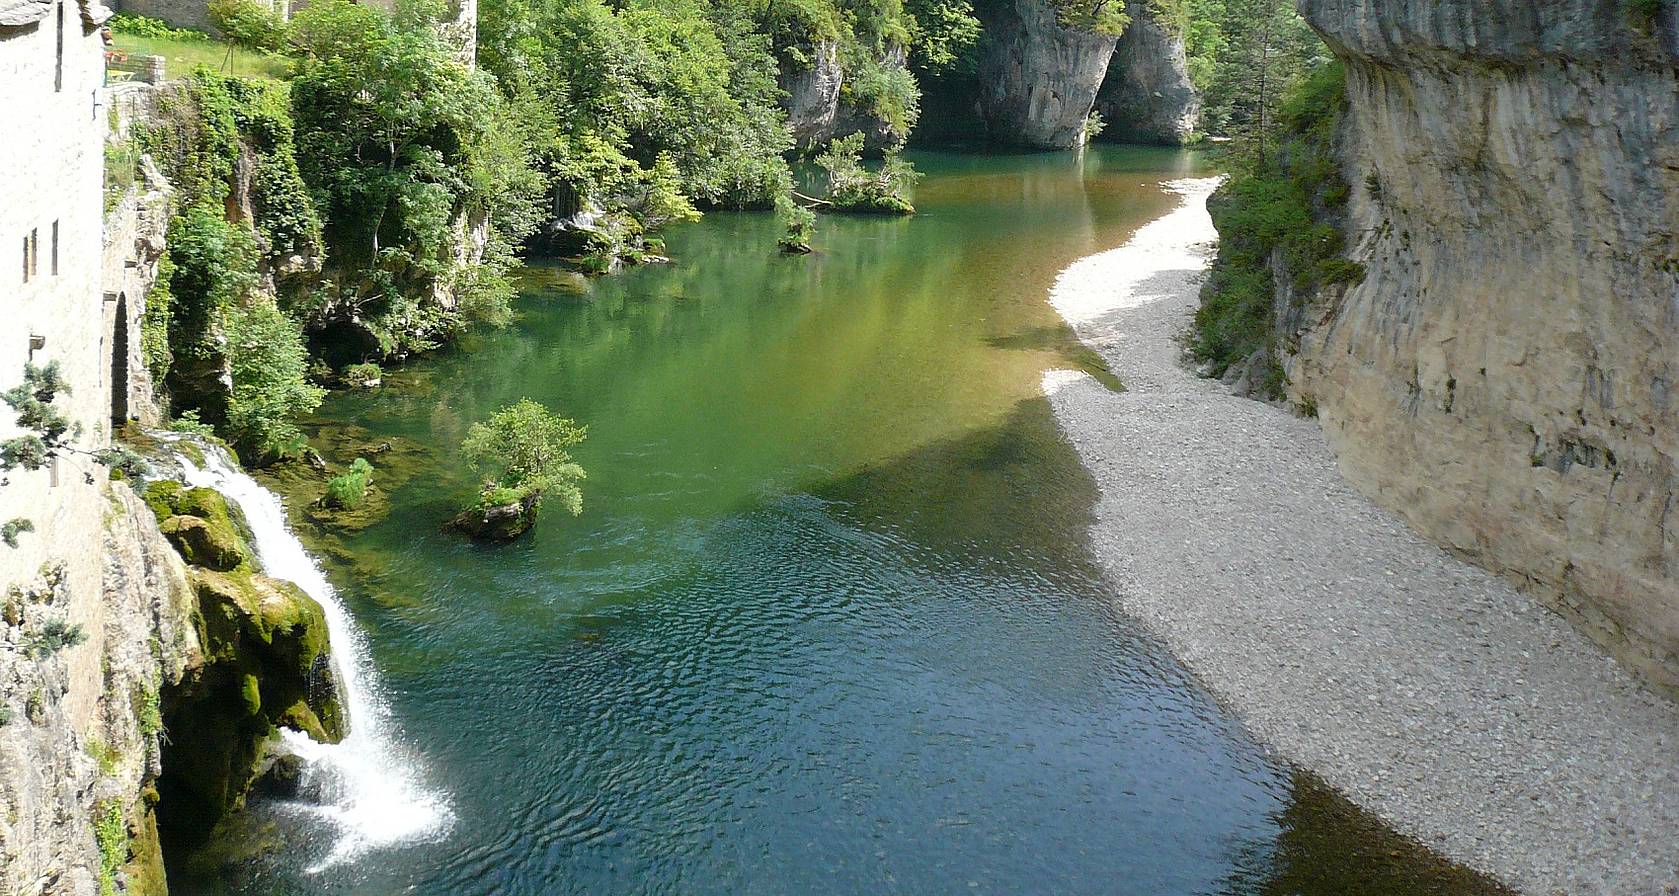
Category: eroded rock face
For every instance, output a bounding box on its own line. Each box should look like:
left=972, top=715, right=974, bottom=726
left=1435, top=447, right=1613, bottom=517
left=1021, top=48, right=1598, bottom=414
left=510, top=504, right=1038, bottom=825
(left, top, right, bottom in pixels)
left=782, top=40, right=845, bottom=150
left=974, top=0, right=1117, bottom=148
left=135, top=475, right=344, bottom=852
left=779, top=41, right=909, bottom=152
left=1287, top=0, right=1679, bottom=693
left=1093, top=2, right=1200, bottom=144
left=0, top=485, right=198, bottom=896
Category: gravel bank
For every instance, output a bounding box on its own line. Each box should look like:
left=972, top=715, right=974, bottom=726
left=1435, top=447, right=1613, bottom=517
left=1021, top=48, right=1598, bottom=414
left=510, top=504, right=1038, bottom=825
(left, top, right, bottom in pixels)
left=1043, top=178, right=1679, bottom=896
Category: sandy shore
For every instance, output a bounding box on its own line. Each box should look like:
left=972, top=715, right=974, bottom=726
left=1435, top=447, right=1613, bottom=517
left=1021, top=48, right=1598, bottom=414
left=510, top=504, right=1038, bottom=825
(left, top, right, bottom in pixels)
left=1043, top=178, right=1679, bottom=896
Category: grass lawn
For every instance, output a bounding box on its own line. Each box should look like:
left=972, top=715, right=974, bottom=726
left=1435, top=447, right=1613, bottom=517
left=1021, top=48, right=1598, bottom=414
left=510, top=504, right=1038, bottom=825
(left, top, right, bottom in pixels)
left=109, top=33, right=292, bottom=81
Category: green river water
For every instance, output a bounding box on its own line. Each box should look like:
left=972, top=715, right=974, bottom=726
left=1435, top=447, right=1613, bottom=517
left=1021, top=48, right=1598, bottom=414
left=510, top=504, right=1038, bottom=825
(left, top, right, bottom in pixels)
left=186, top=146, right=1508, bottom=896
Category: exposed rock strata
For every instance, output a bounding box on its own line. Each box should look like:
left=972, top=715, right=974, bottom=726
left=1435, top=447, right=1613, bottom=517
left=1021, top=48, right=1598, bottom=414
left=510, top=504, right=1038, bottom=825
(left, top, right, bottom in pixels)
left=974, top=0, right=1117, bottom=148
left=1093, top=2, right=1200, bottom=144
left=1282, top=0, right=1679, bottom=693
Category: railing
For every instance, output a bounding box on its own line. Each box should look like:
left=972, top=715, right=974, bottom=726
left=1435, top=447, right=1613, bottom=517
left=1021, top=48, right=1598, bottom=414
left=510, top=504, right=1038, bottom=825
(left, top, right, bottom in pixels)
left=104, top=51, right=164, bottom=85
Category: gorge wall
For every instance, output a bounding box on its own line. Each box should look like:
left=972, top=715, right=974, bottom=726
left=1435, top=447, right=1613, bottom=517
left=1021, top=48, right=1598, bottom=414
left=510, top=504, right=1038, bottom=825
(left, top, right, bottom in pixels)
left=1278, top=0, right=1679, bottom=694
left=974, top=0, right=1118, bottom=148
left=1093, top=1, right=1200, bottom=145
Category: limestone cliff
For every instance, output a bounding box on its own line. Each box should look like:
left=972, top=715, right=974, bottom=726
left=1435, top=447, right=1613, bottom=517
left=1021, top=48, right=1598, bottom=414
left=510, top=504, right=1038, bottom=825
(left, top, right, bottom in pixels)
left=779, top=40, right=909, bottom=153
left=973, top=0, right=1118, bottom=148
left=0, top=464, right=343, bottom=893
left=1273, top=0, right=1679, bottom=694
left=1093, top=1, right=1200, bottom=144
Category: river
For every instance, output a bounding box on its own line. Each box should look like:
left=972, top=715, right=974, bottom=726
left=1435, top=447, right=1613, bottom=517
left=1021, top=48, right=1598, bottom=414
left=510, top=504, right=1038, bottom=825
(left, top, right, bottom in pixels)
left=178, top=147, right=1506, bottom=895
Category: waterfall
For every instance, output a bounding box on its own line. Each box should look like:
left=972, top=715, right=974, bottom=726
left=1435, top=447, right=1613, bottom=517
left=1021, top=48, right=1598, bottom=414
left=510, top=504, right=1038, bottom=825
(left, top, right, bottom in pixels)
left=173, top=441, right=452, bottom=871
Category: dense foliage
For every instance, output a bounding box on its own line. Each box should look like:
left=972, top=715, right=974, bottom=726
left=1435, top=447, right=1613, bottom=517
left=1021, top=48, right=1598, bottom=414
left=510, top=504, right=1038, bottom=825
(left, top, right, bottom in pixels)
left=816, top=132, right=918, bottom=214
left=290, top=0, right=541, bottom=356
left=139, top=72, right=326, bottom=461
left=461, top=399, right=588, bottom=515
left=1191, top=62, right=1360, bottom=395
left=1167, top=0, right=1324, bottom=153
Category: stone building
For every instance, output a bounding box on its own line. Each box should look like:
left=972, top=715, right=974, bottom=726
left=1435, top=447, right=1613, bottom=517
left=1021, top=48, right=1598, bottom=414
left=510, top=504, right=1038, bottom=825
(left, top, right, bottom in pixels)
left=1, top=0, right=119, bottom=656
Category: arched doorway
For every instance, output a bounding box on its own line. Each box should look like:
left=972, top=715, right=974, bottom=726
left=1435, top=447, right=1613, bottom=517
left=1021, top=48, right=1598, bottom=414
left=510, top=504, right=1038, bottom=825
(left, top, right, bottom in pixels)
left=111, top=293, right=130, bottom=426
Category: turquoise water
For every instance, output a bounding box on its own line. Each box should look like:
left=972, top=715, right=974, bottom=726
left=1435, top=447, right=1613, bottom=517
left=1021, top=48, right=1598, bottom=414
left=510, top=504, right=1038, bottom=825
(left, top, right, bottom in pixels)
left=188, top=147, right=1504, bottom=895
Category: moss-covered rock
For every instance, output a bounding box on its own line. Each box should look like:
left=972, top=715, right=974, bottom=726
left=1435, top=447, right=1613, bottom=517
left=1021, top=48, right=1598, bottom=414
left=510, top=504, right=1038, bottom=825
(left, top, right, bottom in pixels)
left=448, top=492, right=540, bottom=543
left=156, top=566, right=343, bottom=853
left=159, top=515, right=248, bottom=571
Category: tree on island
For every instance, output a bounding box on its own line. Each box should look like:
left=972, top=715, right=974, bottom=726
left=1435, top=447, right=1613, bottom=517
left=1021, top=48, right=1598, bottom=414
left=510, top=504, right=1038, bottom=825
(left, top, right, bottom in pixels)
left=449, top=399, right=587, bottom=542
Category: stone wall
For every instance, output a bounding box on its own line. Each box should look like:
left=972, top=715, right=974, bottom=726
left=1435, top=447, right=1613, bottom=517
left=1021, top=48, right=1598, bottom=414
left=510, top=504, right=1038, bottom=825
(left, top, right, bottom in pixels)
left=1286, top=0, right=1679, bottom=694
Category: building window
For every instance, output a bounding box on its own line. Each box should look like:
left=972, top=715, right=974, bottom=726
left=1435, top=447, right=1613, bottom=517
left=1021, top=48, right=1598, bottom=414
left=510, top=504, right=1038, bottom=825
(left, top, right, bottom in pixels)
left=55, top=1, right=64, bottom=92
left=22, top=229, right=37, bottom=282
left=51, top=221, right=58, bottom=275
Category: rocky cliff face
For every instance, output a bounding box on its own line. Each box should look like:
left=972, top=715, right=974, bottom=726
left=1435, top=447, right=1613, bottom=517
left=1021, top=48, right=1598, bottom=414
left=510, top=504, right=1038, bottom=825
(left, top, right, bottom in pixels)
left=1283, top=0, right=1679, bottom=694
left=779, top=41, right=908, bottom=152
left=1093, top=2, right=1200, bottom=144
left=0, top=459, right=343, bottom=894
left=974, top=0, right=1117, bottom=148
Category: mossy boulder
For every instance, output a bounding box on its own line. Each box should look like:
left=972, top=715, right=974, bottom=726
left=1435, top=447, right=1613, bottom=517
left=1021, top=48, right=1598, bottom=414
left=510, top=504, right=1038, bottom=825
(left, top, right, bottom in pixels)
left=160, top=515, right=248, bottom=571
left=146, top=481, right=255, bottom=570
left=155, top=566, right=344, bottom=854
left=448, top=491, right=541, bottom=542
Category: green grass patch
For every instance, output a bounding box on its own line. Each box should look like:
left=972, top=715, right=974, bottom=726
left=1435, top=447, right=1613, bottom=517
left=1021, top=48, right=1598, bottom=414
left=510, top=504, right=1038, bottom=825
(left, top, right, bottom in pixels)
left=109, top=33, right=292, bottom=81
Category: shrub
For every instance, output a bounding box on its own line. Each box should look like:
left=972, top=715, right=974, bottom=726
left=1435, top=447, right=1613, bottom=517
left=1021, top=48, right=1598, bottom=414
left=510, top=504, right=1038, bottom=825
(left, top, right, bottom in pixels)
left=109, top=13, right=208, bottom=40
left=460, top=399, right=587, bottom=515
left=343, top=362, right=383, bottom=388
left=24, top=619, right=88, bottom=659
left=2, top=518, right=34, bottom=548
left=0, top=362, right=71, bottom=474
left=224, top=302, right=326, bottom=462
left=776, top=195, right=815, bottom=253
left=208, top=0, right=288, bottom=52
left=323, top=458, right=374, bottom=509
left=815, top=133, right=918, bottom=215
left=1192, top=61, right=1359, bottom=394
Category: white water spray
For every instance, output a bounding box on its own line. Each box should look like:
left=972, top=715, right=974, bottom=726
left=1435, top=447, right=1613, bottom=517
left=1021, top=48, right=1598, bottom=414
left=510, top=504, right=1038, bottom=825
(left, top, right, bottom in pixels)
left=173, top=441, right=452, bottom=870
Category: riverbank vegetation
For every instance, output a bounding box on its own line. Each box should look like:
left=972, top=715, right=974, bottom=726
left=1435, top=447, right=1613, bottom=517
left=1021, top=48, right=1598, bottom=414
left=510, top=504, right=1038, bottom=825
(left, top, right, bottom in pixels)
left=1191, top=60, right=1358, bottom=397
left=106, top=0, right=1333, bottom=463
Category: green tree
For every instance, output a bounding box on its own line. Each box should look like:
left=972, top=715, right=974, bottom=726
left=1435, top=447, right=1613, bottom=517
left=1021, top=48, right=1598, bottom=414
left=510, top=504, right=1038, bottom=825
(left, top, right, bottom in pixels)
left=224, top=302, right=326, bottom=461
left=460, top=399, right=588, bottom=515
left=290, top=0, right=541, bottom=355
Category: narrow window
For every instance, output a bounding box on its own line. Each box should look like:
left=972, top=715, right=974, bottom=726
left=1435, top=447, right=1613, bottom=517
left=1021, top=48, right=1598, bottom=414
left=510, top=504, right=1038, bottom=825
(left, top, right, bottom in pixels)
left=21, top=236, right=28, bottom=282
left=29, top=229, right=38, bottom=279
left=51, top=221, right=58, bottom=275
left=54, top=1, right=64, bottom=93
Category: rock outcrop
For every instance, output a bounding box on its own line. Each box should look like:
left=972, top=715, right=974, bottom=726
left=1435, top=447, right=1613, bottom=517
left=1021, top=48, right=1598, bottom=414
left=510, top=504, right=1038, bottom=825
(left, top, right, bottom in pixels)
left=1278, top=0, right=1679, bottom=694
left=1, top=485, right=197, bottom=896
left=0, top=468, right=343, bottom=894
left=778, top=41, right=909, bottom=152
left=973, top=0, right=1118, bottom=148
left=1093, top=2, right=1200, bottom=144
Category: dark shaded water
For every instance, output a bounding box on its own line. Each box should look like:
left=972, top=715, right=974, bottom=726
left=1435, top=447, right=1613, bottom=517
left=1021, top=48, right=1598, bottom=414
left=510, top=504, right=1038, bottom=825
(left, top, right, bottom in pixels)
left=190, top=147, right=1506, bottom=895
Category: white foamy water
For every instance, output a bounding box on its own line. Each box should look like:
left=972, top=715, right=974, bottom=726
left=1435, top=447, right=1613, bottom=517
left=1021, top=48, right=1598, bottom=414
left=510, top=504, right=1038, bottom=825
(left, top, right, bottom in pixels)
left=1048, top=177, right=1224, bottom=328
left=173, top=441, right=452, bottom=871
